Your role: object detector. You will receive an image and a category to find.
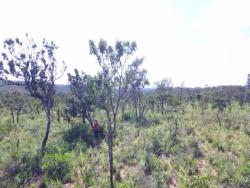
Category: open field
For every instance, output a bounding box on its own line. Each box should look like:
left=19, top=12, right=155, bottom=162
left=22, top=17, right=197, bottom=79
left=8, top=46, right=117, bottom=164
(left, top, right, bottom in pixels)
left=0, top=94, right=250, bottom=187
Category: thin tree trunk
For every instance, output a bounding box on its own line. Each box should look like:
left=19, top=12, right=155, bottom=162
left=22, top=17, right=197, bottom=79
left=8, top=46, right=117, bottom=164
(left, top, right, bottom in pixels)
left=217, top=111, right=221, bottom=126
left=134, top=99, right=138, bottom=119
left=36, top=106, right=40, bottom=115
left=121, top=105, right=125, bottom=121
left=16, top=112, right=19, bottom=123
left=161, top=100, right=164, bottom=115
left=16, top=109, right=20, bottom=123
left=41, top=107, right=51, bottom=156
left=57, top=110, right=60, bottom=123
left=11, top=110, right=15, bottom=124
left=82, top=109, right=86, bottom=124
left=113, top=115, right=117, bottom=136
left=108, top=121, right=114, bottom=188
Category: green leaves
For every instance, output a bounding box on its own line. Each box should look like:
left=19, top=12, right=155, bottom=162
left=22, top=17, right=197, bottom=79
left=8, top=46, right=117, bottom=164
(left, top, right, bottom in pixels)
left=212, top=98, right=227, bottom=112
left=1, top=35, right=66, bottom=106
left=41, top=152, right=72, bottom=181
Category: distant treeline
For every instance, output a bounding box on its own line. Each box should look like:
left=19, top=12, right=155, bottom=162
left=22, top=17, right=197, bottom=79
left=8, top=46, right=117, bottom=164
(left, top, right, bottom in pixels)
left=1, top=83, right=249, bottom=104
left=0, top=83, right=70, bottom=94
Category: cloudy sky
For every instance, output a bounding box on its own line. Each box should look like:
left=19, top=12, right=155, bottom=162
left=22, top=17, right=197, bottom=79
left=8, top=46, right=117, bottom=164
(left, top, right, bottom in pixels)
left=0, top=0, right=250, bottom=87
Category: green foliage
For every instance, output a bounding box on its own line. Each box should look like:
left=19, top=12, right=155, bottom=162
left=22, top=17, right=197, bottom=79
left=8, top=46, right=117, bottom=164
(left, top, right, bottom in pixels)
left=240, top=161, right=250, bottom=186
left=212, top=97, right=227, bottom=112
left=41, top=152, right=72, bottom=181
left=63, top=124, right=105, bottom=150
left=189, top=176, right=210, bottom=188
left=1, top=89, right=250, bottom=187
left=67, top=69, right=98, bottom=125
left=123, top=111, right=133, bottom=121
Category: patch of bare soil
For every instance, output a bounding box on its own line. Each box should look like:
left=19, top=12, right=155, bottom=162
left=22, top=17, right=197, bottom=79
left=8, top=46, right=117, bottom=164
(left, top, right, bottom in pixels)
left=24, top=174, right=42, bottom=188
left=0, top=170, right=5, bottom=178
left=63, top=182, right=74, bottom=188
left=211, top=168, right=218, bottom=177
left=168, top=176, right=178, bottom=188
left=197, top=159, right=206, bottom=174
left=119, top=167, right=126, bottom=181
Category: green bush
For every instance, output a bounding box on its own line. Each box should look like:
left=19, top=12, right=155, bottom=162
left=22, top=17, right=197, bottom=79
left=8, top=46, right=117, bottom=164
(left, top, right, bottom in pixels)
left=148, top=113, right=161, bottom=125
left=240, top=161, right=250, bottom=187
left=63, top=123, right=105, bottom=150
left=144, top=150, right=153, bottom=175
left=41, top=152, right=72, bottom=181
left=123, top=112, right=133, bottom=121
left=189, top=176, right=210, bottom=188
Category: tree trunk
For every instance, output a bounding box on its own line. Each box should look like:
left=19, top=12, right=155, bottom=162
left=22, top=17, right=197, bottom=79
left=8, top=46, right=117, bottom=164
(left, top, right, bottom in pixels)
left=16, top=113, right=19, bottom=124
left=16, top=139, right=19, bottom=148
left=134, top=101, right=138, bottom=118
left=150, top=102, right=155, bottom=113
left=57, top=110, right=60, bottom=123
left=11, top=110, right=15, bottom=124
left=36, top=106, right=40, bottom=115
left=161, top=100, right=164, bottom=115
left=113, top=115, right=117, bottom=138
left=108, top=121, right=114, bottom=188
left=82, top=110, right=86, bottom=124
left=156, top=103, right=160, bottom=113
left=138, top=88, right=142, bottom=118
left=16, top=110, right=20, bottom=124
left=121, top=105, right=125, bottom=121
left=217, top=111, right=221, bottom=126
left=41, top=107, right=51, bottom=156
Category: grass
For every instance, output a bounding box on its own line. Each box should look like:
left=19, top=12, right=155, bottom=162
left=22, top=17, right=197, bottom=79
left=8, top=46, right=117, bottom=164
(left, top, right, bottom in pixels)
left=0, top=101, right=250, bottom=187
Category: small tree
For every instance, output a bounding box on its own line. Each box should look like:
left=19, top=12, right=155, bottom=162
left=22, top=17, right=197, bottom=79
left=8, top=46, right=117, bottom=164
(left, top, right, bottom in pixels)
left=1, top=91, right=28, bottom=124
left=0, top=35, right=66, bottom=156
left=53, top=95, right=64, bottom=123
left=212, top=96, right=227, bottom=126
left=127, top=58, right=149, bottom=118
left=155, top=78, right=173, bottom=115
left=89, top=39, right=138, bottom=188
left=68, top=69, right=97, bottom=127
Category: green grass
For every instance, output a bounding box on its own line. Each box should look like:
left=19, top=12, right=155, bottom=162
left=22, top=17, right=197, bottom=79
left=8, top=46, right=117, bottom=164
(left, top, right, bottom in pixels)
left=0, top=101, right=250, bottom=187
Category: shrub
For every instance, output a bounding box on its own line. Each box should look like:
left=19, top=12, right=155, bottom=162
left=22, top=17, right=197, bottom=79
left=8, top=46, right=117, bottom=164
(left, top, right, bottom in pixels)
left=240, top=161, right=250, bottom=187
left=189, top=176, right=210, bottom=188
left=144, top=150, right=153, bottom=175
left=41, top=152, right=72, bottom=181
left=148, top=113, right=161, bottom=125
left=123, top=112, right=133, bottom=121
left=63, top=123, right=105, bottom=150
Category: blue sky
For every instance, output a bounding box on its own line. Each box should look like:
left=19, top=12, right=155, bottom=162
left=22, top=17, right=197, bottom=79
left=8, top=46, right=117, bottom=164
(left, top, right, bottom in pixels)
left=0, top=0, right=250, bottom=87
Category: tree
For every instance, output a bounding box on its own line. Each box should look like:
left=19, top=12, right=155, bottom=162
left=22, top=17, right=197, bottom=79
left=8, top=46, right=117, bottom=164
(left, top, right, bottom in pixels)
left=148, top=94, right=156, bottom=113
left=212, top=95, right=227, bottom=126
left=28, top=98, right=42, bottom=118
left=0, top=35, right=66, bottom=156
left=89, top=39, right=138, bottom=188
left=247, top=73, right=250, bottom=88
left=68, top=69, right=97, bottom=127
left=127, top=58, right=149, bottom=118
left=155, top=78, right=173, bottom=115
left=53, top=95, right=64, bottom=123
left=1, top=91, right=28, bottom=124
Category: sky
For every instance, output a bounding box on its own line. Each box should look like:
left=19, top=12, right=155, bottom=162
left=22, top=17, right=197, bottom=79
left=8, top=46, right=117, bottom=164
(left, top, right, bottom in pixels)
left=0, top=0, right=250, bottom=87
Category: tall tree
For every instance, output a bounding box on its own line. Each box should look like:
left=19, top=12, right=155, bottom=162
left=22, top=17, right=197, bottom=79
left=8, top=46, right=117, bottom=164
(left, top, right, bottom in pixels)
left=0, top=35, right=66, bottom=156
left=89, top=39, right=138, bottom=188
